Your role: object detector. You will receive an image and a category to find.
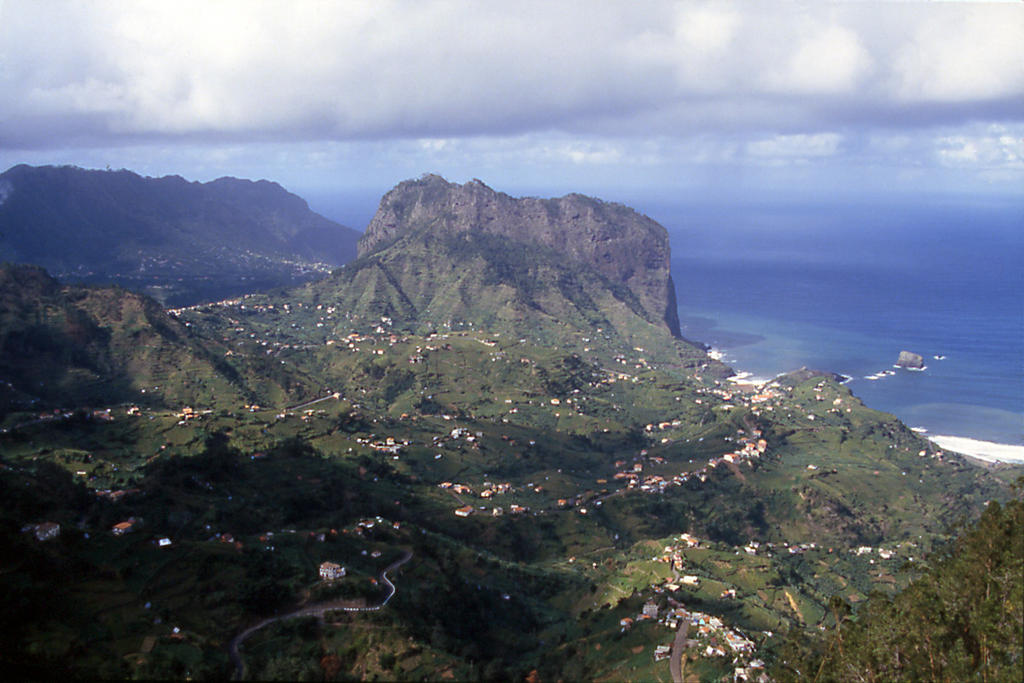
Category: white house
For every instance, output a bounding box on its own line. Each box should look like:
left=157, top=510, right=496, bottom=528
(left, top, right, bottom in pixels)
left=319, top=561, right=346, bottom=580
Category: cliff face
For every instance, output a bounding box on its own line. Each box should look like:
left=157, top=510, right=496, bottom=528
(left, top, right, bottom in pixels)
left=359, top=175, right=681, bottom=337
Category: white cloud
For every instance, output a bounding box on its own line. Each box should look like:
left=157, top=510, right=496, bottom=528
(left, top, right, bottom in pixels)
left=673, top=6, right=740, bottom=54
left=550, top=142, right=625, bottom=165
left=891, top=7, right=1024, bottom=102
left=936, top=128, right=1024, bottom=169
left=1, top=0, right=1021, bottom=149
left=0, top=1, right=1022, bottom=198
left=747, top=133, right=843, bottom=161
left=775, top=25, right=872, bottom=94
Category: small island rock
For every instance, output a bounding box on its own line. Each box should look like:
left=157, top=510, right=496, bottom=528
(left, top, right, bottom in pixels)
left=896, top=351, right=925, bottom=369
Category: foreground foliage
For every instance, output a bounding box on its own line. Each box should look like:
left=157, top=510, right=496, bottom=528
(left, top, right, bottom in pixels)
left=777, top=485, right=1024, bottom=681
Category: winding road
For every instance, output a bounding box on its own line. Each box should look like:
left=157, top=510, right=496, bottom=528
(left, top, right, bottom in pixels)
left=229, top=549, right=412, bottom=680
left=669, top=613, right=689, bottom=683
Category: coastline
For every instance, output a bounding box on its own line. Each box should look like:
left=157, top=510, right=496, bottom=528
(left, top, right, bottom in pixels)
left=684, top=305, right=1022, bottom=450
left=928, top=435, right=1024, bottom=465
left=717, top=356, right=1024, bottom=467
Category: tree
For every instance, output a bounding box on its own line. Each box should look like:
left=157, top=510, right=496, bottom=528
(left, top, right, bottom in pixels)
left=776, top=489, right=1023, bottom=681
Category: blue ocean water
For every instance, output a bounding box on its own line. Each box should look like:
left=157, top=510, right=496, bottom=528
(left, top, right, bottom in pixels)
left=643, top=197, right=1023, bottom=446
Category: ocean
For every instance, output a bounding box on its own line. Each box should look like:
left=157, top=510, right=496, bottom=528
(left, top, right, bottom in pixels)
left=640, top=196, right=1023, bottom=449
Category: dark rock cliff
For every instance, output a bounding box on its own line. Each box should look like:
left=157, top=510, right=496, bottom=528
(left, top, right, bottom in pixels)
left=359, top=175, right=681, bottom=337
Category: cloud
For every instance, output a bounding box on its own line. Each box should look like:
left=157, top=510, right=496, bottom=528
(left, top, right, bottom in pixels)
left=747, top=133, right=843, bottom=162
left=0, top=0, right=1021, bottom=199
left=891, top=8, right=1024, bottom=102
left=936, top=127, right=1024, bottom=169
left=673, top=6, right=739, bottom=54
left=1, top=0, right=1021, bottom=152
left=774, top=25, right=872, bottom=94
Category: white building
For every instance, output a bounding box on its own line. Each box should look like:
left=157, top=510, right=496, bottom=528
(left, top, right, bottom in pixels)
left=319, top=561, right=346, bottom=580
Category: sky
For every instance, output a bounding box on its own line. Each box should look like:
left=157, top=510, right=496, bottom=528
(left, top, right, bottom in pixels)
left=1, top=0, right=1022, bottom=226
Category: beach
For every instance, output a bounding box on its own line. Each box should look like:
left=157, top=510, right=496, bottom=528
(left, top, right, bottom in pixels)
left=928, top=435, right=1024, bottom=465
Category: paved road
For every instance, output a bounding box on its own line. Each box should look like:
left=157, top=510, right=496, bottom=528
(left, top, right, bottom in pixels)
left=669, top=611, right=690, bottom=683
left=229, top=549, right=412, bottom=680
left=286, top=392, right=341, bottom=412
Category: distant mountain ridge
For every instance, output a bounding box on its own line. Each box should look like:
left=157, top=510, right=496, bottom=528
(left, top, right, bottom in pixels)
left=0, top=164, right=360, bottom=305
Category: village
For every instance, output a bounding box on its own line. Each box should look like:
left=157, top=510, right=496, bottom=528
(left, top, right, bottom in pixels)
left=3, top=291, right=965, bottom=682
left=8, top=323, right=919, bottom=546
left=610, top=530, right=767, bottom=679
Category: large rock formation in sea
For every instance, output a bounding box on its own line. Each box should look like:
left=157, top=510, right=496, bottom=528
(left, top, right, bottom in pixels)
left=308, top=175, right=703, bottom=365
left=896, top=350, right=925, bottom=369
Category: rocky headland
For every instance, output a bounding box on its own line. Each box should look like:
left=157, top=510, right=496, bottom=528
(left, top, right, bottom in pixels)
left=358, top=174, right=681, bottom=337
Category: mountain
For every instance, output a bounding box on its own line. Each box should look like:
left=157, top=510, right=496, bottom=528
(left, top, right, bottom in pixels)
left=0, top=164, right=360, bottom=305
left=305, top=175, right=699, bottom=367
left=361, top=175, right=680, bottom=334
left=0, top=176, right=1020, bottom=681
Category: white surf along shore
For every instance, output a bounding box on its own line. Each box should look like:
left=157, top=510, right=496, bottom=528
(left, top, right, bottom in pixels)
left=927, top=435, right=1024, bottom=465
left=716, top=351, right=1024, bottom=466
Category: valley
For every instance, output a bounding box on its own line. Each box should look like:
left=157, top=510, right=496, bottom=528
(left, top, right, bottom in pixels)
left=0, top=174, right=1020, bottom=681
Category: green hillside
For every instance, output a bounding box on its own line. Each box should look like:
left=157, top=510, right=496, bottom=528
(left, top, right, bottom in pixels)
left=0, top=177, right=1020, bottom=681
left=775, top=491, right=1023, bottom=682
left=0, top=264, right=312, bottom=418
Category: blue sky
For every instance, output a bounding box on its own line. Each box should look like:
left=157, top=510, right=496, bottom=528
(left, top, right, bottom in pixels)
left=1, top=0, right=1021, bottom=224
